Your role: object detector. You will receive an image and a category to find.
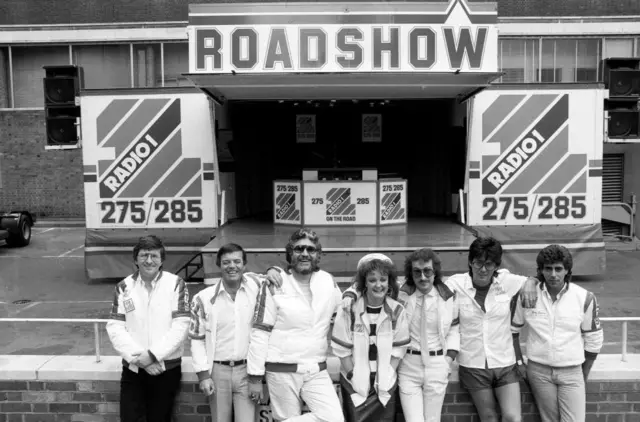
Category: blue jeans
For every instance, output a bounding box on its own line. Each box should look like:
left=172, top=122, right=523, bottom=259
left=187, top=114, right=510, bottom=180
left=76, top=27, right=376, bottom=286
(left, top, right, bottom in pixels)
left=526, top=360, right=585, bottom=422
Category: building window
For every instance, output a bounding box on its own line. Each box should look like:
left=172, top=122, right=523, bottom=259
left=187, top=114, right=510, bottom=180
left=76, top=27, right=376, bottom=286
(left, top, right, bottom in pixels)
left=11, top=45, right=69, bottom=108
left=499, top=39, right=539, bottom=83
left=73, top=44, right=131, bottom=89
left=540, top=38, right=600, bottom=83
left=163, top=43, right=193, bottom=87
left=576, top=39, right=599, bottom=82
left=603, top=38, right=634, bottom=59
left=0, top=47, right=10, bottom=108
left=133, top=44, right=161, bottom=88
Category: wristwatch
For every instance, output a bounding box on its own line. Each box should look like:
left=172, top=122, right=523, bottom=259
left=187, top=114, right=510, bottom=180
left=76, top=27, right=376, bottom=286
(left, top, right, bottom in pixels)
left=517, top=359, right=524, bottom=366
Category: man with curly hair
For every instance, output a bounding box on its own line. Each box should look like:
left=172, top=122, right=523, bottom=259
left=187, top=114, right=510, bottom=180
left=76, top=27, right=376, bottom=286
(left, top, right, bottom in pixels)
left=248, top=228, right=344, bottom=422
left=512, top=244, right=603, bottom=422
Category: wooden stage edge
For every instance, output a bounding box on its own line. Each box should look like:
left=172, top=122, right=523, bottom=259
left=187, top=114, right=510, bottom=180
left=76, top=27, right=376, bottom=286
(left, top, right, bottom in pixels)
left=202, top=217, right=478, bottom=253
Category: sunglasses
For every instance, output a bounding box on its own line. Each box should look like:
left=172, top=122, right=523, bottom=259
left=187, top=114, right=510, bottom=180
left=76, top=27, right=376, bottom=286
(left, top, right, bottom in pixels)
left=471, top=260, right=497, bottom=271
left=412, top=268, right=435, bottom=278
left=293, top=245, right=318, bottom=254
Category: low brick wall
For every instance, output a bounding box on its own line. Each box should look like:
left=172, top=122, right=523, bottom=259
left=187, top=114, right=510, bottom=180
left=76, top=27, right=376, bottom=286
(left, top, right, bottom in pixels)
left=1, top=355, right=639, bottom=422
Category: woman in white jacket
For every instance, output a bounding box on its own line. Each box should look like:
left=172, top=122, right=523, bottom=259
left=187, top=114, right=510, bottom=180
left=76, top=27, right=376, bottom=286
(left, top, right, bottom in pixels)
left=331, top=253, right=410, bottom=422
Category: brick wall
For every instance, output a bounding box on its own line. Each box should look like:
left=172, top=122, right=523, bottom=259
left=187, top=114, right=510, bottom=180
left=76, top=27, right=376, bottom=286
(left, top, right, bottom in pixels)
left=0, top=0, right=639, bottom=25
left=0, top=110, right=84, bottom=218
left=1, top=379, right=639, bottom=422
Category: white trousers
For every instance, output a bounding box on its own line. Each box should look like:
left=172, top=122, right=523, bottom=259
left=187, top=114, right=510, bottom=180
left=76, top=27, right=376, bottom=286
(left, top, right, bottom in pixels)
left=266, top=370, right=344, bottom=422
left=397, top=354, right=450, bottom=422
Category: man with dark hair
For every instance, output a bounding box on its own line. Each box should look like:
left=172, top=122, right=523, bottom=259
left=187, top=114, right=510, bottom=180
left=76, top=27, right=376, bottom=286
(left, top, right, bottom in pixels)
left=106, top=235, right=190, bottom=422
left=189, top=242, right=265, bottom=422
left=445, top=236, right=538, bottom=422
left=248, top=228, right=344, bottom=422
left=343, top=248, right=459, bottom=422
left=512, top=244, right=603, bottom=422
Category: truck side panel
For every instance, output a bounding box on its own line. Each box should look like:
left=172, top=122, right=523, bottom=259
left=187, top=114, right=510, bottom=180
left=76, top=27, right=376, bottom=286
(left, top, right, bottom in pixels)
left=80, top=89, right=217, bottom=279
left=466, top=84, right=606, bottom=275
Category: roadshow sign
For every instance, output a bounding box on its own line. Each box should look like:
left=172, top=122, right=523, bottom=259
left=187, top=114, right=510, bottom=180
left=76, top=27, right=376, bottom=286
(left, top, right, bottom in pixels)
left=188, top=0, right=498, bottom=74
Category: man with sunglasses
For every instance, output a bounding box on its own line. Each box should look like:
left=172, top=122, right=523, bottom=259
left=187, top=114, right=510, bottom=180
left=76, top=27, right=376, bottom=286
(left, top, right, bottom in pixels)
left=446, top=237, right=538, bottom=422
left=106, top=235, right=190, bottom=422
left=248, top=228, right=344, bottom=422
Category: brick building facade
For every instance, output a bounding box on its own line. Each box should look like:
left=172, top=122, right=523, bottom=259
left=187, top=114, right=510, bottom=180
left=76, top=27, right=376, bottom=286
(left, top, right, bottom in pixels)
left=0, top=0, right=639, bottom=218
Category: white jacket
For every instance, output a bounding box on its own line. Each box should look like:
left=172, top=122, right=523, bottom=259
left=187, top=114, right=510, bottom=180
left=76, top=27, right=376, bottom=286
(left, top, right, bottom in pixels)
left=106, top=271, right=190, bottom=369
left=189, top=273, right=264, bottom=381
left=512, top=281, right=603, bottom=367
left=247, top=269, right=342, bottom=377
left=397, top=282, right=460, bottom=366
left=331, top=296, right=409, bottom=407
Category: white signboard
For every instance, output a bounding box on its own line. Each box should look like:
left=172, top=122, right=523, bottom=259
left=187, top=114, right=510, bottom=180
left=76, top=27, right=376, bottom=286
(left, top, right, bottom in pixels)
left=466, top=88, right=604, bottom=226
left=303, top=182, right=377, bottom=225
left=81, top=92, right=216, bottom=229
left=273, top=181, right=302, bottom=224
left=379, top=180, right=408, bottom=224
left=188, top=0, right=498, bottom=74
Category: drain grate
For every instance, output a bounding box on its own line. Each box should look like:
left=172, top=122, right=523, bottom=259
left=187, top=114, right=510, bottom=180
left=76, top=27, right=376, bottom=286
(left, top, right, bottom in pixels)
left=12, top=299, right=32, bottom=305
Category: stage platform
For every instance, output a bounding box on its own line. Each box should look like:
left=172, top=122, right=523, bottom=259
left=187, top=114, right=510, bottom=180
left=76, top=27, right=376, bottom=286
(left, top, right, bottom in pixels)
left=201, top=217, right=477, bottom=277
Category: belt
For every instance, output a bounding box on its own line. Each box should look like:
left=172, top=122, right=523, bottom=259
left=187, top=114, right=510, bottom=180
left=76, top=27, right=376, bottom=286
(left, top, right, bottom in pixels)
left=265, top=362, right=327, bottom=373
left=214, top=359, right=247, bottom=367
left=407, top=349, right=443, bottom=356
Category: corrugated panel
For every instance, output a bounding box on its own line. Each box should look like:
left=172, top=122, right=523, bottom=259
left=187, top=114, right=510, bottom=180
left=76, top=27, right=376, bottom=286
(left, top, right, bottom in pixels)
left=602, top=153, right=625, bottom=236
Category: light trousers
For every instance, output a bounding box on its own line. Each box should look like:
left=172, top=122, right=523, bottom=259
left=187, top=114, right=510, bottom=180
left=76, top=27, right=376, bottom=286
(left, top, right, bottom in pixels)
left=397, top=354, right=450, bottom=422
left=209, top=362, right=256, bottom=422
left=526, top=360, right=586, bottom=422
left=266, top=369, right=344, bottom=422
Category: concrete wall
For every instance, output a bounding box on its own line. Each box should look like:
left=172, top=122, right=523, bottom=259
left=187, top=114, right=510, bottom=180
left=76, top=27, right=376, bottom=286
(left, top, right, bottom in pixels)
left=0, top=110, right=84, bottom=217
left=1, top=354, right=639, bottom=422
left=0, top=0, right=639, bottom=25
left=603, top=143, right=640, bottom=237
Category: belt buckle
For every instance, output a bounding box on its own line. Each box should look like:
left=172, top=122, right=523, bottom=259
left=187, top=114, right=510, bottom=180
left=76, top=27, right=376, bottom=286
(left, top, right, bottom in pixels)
left=229, top=361, right=235, bottom=367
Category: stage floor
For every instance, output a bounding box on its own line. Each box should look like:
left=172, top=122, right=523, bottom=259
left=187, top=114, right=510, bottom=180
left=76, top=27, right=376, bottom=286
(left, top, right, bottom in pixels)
left=203, top=216, right=477, bottom=253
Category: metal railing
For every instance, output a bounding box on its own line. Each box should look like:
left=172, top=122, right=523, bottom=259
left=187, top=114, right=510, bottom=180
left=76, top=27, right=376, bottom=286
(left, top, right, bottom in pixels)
left=1, top=317, right=639, bottom=363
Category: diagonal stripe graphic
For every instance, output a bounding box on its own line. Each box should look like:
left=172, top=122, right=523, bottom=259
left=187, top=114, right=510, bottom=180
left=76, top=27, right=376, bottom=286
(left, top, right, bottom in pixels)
left=282, top=198, right=297, bottom=220
left=482, top=94, right=526, bottom=141
left=277, top=193, right=291, bottom=207
left=565, top=170, right=587, bottom=194
left=118, top=129, right=183, bottom=198
left=389, top=205, right=403, bottom=221
left=483, top=94, right=558, bottom=169
left=291, top=210, right=300, bottom=221
left=327, top=188, right=344, bottom=203
left=181, top=176, right=203, bottom=198
left=534, top=154, right=587, bottom=194
left=97, top=99, right=137, bottom=145
left=101, top=99, right=171, bottom=163
left=483, top=95, right=569, bottom=195
left=150, top=158, right=201, bottom=198
left=503, top=124, right=569, bottom=195
left=98, top=160, right=113, bottom=177
left=334, top=197, right=352, bottom=216
left=345, top=204, right=356, bottom=215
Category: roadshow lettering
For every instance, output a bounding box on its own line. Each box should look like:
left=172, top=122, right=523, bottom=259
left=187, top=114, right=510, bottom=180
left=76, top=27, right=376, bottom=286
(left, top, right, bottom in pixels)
left=194, top=25, right=488, bottom=72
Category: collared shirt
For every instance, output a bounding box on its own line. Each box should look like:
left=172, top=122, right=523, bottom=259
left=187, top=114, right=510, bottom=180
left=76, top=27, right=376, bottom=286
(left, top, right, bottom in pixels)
left=134, top=271, right=162, bottom=298
left=409, top=288, right=442, bottom=351
left=512, top=282, right=603, bottom=367
left=213, top=281, right=255, bottom=361
left=446, top=269, right=527, bottom=369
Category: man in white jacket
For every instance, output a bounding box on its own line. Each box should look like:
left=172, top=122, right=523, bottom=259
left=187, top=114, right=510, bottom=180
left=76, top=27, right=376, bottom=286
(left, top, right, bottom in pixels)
left=248, top=228, right=344, bottom=422
left=189, top=243, right=266, bottom=422
left=106, top=235, right=190, bottom=422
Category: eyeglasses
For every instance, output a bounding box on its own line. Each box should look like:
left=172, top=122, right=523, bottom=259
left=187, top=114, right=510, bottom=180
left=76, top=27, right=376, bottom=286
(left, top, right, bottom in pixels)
left=138, top=253, right=162, bottom=262
left=471, top=260, right=497, bottom=271
left=412, top=268, right=435, bottom=278
left=293, top=245, right=318, bottom=254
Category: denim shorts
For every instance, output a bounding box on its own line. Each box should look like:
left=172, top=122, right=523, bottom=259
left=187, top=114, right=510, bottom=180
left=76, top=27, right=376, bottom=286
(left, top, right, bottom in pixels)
left=458, top=364, right=521, bottom=391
